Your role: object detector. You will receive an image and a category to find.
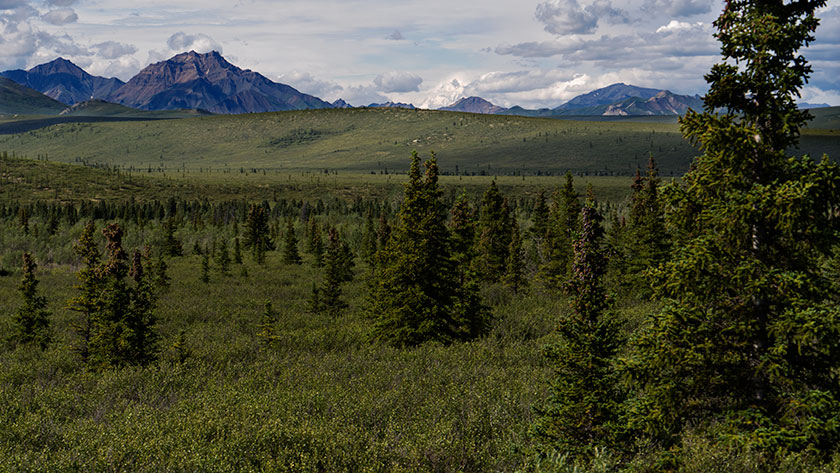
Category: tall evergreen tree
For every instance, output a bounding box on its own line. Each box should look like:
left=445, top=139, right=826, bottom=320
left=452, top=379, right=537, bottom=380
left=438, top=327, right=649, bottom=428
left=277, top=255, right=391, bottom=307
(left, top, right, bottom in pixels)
left=200, top=251, right=210, bottom=283
left=533, top=199, right=623, bottom=460
left=282, top=219, right=302, bottom=265
left=308, top=220, right=324, bottom=268
left=12, top=252, right=51, bottom=349
left=314, top=227, right=350, bottom=317
left=530, top=189, right=550, bottom=265
left=243, top=204, right=273, bottom=262
left=475, top=181, right=512, bottom=281
left=216, top=238, right=231, bottom=276
left=629, top=0, right=840, bottom=458
left=503, top=219, right=526, bottom=294
left=233, top=237, right=243, bottom=265
left=369, top=151, right=489, bottom=346
left=360, top=211, right=378, bottom=266
left=67, top=220, right=102, bottom=362
left=449, top=192, right=476, bottom=268
left=541, top=172, right=581, bottom=288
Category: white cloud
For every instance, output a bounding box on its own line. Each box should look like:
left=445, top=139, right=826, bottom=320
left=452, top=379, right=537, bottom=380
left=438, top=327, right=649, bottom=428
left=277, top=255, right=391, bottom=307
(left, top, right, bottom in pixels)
left=374, top=71, right=423, bottom=93
left=92, top=41, right=137, bottom=60
left=45, top=0, right=76, bottom=5
left=643, top=0, right=712, bottom=17
left=41, top=8, right=77, bottom=25
left=166, top=32, right=223, bottom=54
left=278, top=70, right=344, bottom=98
left=535, top=0, right=627, bottom=35
left=656, top=20, right=703, bottom=33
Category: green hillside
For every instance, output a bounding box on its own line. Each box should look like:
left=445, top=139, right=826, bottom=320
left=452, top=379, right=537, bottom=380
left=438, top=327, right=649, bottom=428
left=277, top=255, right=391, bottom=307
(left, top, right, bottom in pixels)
left=60, top=99, right=213, bottom=118
left=0, top=78, right=65, bottom=115
left=1, top=108, right=836, bottom=176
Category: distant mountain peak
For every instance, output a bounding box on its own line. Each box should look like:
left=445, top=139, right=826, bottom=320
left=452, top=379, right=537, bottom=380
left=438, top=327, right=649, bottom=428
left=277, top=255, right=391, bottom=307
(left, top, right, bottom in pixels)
left=368, top=101, right=416, bottom=109
left=440, top=96, right=507, bottom=114
left=106, top=50, right=332, bottom=114
left=1, top=58, right=124, bottom=105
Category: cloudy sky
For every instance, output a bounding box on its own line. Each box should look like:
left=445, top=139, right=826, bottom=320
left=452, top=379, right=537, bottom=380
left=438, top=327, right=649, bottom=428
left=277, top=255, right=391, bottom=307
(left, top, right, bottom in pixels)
left=1, top=0, right=838, bottom=108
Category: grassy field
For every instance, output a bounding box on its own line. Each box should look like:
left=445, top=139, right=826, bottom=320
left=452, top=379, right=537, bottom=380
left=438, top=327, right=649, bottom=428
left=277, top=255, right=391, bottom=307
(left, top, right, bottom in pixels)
left=1, top=108, right=836, bottom=177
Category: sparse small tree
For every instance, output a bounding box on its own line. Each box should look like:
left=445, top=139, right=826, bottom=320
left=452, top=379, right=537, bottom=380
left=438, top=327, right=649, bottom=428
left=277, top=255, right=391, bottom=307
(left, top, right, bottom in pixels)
left=200, top=251, right=210, bottom=283
left=216, top=238, right=231, bottom=276
left=257, top=300, right=279, bottom=348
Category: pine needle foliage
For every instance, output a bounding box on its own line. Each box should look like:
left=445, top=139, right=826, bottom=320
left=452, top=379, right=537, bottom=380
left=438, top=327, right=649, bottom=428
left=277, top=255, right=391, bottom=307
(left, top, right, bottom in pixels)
left=282, top=218, right=302, bottom=265
left=257, top=300, right=279, bottom=348
left=12, top=252, right=51, bottom=349
left=628, top=0, right=840, bottom=459
left=369, top=151, right=489, bottom=346
left=533, top=200, right=623, bottom=461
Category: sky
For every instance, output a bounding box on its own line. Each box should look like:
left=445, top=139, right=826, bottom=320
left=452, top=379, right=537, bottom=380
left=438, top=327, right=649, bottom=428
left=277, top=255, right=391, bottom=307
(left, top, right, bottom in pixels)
left=1, top=0, right=838, bottom=108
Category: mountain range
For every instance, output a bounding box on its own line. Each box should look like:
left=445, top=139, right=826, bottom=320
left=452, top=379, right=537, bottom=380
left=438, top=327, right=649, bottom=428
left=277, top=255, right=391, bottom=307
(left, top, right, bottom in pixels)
left=1, top=53, right=829, bottom=119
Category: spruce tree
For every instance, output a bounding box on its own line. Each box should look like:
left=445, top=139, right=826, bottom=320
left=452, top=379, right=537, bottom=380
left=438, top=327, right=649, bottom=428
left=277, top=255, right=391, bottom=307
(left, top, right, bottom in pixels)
left=541, top=172, right=580, bottom=287
left=216, top=238, right=231, bottom=276
left=244, top=204, right=273, bottom=262
left=503, top=219, right=526, bottom=294
left=282, top=218, right=302, bottom=265
left=622, top=156, right=669, bottom=297
left=449, top=192, right=476, bottom=268
left=533, top=199, right=622, bottom=460
left=162, top=218, right=183, bottom=256
left=128, top=248, right=158, bottom=365
left=67, top=221, right=102, bottom=362
left=257, top=300, right=279, bottom=348
left=475, top=181, right=512, bottom=281
left=629, top=0, right=840, bottom=458
left=308, top=220, right=324, bottom=268
left=317, top=227, right=350, bottom=317
left=530, top=189, right=550, bottom=264
left=152, top=250, right=170, bottom=291
left=12, top=252, right=51, bottom=349
left=369, top=151, right=489, bottom=346
left=233, top=237, right=242, bottom=265
left=200, top=251, right=210, bottom=283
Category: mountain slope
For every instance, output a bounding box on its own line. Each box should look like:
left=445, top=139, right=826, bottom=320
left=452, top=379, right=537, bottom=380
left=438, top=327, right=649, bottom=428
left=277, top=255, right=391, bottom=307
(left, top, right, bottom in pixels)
left=554, top=83, right=664, bottom=111
left=1, top=58, right=124, bottom=105
left=0, top=77, right=67, bottom=114
left=107, top=51, right=332, bottom=114
left=440, top=97, right=508, bottom=114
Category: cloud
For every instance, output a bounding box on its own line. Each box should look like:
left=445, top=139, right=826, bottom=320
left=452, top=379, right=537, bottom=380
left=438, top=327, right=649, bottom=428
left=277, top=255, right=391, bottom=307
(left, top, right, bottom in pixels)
left=166, top=32, right=223, bottom=54
left=386, top=30, right=404, bottom=40
left=92, top=41, right=137, bottom=60
left=643, top=0, right=712, bottom=17
left=45, top=0, right=76, bottom=5
left=41, top=8, right=77, bottom=25
left=374, top=71, right=423, bottom=93
left=535, top=0, right=627, bottom=35
left=278, top=70, right=344, bottom=98
left=0, top=0, right=28, bottom=8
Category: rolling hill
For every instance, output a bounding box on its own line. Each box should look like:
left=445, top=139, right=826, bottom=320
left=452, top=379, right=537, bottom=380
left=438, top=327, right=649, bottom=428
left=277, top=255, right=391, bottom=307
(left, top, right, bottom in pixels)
left=0, top=78, right=67, bottom=115
left=0, top=107, right=835, bottom=177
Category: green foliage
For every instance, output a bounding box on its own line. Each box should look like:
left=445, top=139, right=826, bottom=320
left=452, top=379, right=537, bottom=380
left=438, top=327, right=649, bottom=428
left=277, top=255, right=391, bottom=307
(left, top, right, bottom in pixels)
left=282, top=219, right=302, bottom=265
left=200, top=251, right=210, bottom=283
left=243, top=204, right=273, bottom=263
left=66, top=220, right=102, bottom=362
left=215, top=238, right=231, bottom=276
left=313, top=227, right=351, bottom=317
left=541, top=172, right=581, bottom=288
left=475, top=181, right=513, bottom=282
left=504, top=219, right=527, bottom=294
left=11, top=252, right=51, bottom=349
left=534, top=201, right=623, bottom=461
left=161, top=218, right=183, bottom=257
left=307, top=219, right=324, bottom=267
left=257, top=299, right=280, bottom=348
left=628, top=0, right=840, bottom=460
left=233, top=237, right=242, bottom=265
left=369, top=151, right=489, bottom=346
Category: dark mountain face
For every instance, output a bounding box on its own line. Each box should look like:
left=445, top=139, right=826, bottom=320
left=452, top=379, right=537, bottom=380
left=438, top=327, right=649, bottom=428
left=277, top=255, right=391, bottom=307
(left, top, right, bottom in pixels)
left=0, top=58, right=124, bottom=105
left=106, top=51, right=332, bottom=114
left=554, top=83, right=664, bottom=111
left=440, top=97, right=507, bottom=114
left=0, top=77, right=67, bottom=114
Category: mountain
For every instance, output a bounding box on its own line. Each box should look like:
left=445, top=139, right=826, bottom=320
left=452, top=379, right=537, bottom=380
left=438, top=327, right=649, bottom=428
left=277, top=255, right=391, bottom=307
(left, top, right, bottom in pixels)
left=367, top=101, right=416, bottom=109
left=106, top=51, right=332, bottom=114
left=440, top=97, right=507, bottom=114
left=0, top=77, right=67, bottom=115
left=799, top=102, right=830, bottom=109
left=553, top=83, right=664, bottom=111
left=332, top=98, right=352, bottom=108
left=1, top=58, right=125, bottom=105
